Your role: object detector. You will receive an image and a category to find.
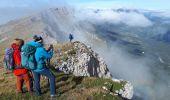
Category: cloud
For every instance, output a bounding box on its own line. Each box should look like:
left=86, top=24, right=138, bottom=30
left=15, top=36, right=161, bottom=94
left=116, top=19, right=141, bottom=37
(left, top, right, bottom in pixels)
left=156, top=11, right=170, bottom=18
left=77, top=9, right=153, bottom=27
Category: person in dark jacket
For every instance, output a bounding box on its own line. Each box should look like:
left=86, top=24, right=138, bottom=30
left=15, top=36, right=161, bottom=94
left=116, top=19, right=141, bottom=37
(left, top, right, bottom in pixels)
left=69, top=33, right=74, bottom=42
left=28, top=35, right=56, bottom=97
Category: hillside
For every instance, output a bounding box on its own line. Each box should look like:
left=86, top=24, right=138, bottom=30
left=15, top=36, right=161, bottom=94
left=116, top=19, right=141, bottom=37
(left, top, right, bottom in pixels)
left=0, top=41, right=133, bottom=100
left=0, top=70, right=125, bottom=100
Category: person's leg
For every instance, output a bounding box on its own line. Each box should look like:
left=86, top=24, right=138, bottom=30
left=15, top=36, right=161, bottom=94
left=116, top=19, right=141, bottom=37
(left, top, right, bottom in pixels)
left=23, top=73, right=31, bottom=92
left=29, top=76, right=34, bottom=91
left=32, top=72, right=41, bottom=96
left=40, top=69, right=56, bottom=95
left=28, top=71, right=34, bottom=91
left=16, top=76, right=23, bottom=93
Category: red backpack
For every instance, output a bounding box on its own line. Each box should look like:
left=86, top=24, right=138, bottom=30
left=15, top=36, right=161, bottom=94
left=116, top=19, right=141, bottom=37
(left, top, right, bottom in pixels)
left=11, top=43, right=28, bottom=76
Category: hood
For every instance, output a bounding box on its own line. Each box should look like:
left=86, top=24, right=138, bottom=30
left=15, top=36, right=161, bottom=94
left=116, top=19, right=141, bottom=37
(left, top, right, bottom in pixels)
left=11, top=43, right=20, bottom=50
left=28, top=41, right=43, bottom=47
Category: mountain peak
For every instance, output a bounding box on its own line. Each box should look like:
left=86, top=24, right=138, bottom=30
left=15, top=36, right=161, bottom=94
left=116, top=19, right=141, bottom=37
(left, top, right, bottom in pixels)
left=54, top=41, right=112, bottom=78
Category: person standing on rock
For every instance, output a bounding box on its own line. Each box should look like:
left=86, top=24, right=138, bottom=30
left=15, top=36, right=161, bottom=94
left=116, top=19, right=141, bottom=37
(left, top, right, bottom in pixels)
left=69, top=33, right=74, bottom=42
left=28, top=35, right=57, bottom=98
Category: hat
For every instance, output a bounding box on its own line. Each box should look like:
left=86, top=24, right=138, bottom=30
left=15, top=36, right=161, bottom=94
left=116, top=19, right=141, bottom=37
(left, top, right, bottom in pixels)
left=33, top=35, right=43, bottom=42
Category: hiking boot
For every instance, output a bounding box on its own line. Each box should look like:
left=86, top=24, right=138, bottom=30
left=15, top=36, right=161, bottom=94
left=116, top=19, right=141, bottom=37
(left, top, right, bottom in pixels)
left=50, top=94, right=61, bottom=100
left=51, top=95, right=57, bottom=100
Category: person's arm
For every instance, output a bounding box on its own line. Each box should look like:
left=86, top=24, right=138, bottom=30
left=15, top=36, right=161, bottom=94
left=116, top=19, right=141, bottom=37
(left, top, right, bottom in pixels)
left=47, top=44, right=53, bottom=52
left=39, top=48, right=53, bottom=59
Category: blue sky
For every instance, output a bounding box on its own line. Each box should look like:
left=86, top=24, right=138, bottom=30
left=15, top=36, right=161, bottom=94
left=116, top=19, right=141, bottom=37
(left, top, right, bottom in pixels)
left=68, top=0, right=170, bottom=10
left=0, top=0, right=170, bottom=10
left=0, top=0, right=170, bottom=25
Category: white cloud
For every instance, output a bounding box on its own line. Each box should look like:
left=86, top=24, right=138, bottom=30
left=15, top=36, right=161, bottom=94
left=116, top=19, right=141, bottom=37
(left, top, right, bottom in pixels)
left=156, top=11, right=170, bottom=18
left=78, top=9, right=153, bottom=27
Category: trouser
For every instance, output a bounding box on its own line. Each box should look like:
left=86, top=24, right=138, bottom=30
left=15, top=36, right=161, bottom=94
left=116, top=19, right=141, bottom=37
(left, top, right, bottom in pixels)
left=33, top=68, right=56, bottom=96
left=16, top=73, right=31, bottom=93
left=28, top=71, right=34, bottom=92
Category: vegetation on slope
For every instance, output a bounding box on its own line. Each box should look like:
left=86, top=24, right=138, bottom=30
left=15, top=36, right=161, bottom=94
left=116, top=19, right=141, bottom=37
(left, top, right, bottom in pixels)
left=0, top=42, right=125, bottom=100
left=0, top=68, right=124, bottom=100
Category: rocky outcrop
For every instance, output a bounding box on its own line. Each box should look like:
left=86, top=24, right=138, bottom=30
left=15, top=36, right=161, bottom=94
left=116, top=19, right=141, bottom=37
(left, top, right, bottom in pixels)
left=114, top=80, right=133, bottom=99
left=102, top=79, right=134, bottom=100
left=53, top=41, right=133, bottom=99
left=57, top=41, right=112, bottom=78
left=121, top=81, right=133, bottom=99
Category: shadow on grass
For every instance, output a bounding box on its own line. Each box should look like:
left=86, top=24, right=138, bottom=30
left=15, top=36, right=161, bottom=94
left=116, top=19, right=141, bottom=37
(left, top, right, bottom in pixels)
left=56, top=81, right=70, bottom=89
left=42, top=66, right=85, bottom=96
left=57, top=73, right=75, bottom=81
left=71, top=76, right=84, bottom=89
left=59, top=76, right=84, bottom=94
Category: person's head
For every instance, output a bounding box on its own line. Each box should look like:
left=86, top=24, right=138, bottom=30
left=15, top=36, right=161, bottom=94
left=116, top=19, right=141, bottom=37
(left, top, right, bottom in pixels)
left=12, top=38, right=24, bottom=47
left=33, top=35, right=43, bottom=44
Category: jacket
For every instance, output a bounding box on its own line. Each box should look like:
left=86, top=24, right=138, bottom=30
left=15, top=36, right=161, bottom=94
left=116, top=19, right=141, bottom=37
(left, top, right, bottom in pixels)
left=28, top=41, right=53, bottom=72
left=11, top=43, right=28, bottom=76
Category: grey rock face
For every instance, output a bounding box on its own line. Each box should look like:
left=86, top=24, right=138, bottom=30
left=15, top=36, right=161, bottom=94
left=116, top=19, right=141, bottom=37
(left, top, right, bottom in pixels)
left=57, top=41, right=112, bottom=78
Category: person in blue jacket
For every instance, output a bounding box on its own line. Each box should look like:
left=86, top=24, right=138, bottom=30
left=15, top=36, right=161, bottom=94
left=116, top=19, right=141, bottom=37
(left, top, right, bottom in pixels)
left=28, top=35, right=56, bottom=97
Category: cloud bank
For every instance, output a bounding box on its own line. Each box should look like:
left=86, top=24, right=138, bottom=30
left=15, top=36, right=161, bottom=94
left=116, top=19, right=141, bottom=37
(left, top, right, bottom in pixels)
left=77, top=9, right=153, bottom=27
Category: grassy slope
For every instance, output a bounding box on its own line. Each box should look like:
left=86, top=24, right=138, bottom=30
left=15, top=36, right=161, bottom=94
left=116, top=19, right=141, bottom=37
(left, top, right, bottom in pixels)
left=0, top=32, right=125, bottom=100
left=0, top=68, right=124, bottom=100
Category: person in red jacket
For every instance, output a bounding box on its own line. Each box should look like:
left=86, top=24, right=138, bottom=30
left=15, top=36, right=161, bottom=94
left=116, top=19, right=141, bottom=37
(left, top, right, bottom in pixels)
left=12, top=39, right=31, bottom=93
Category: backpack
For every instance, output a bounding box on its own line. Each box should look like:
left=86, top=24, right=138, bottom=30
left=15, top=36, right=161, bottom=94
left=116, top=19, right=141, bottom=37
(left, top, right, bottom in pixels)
left=21, top=44, right=37, bottom=70
left=3, top=48, right=14, bottom=70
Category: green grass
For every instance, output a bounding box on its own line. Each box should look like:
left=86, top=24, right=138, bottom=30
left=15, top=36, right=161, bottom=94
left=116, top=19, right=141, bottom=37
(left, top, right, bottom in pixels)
left=82, top=77, right=125, bottom=91
left=0, top=68, right=124, bottom=100
left=93, top=92, right=122, bottom=100
left=0, top=92, right=50, bottom=100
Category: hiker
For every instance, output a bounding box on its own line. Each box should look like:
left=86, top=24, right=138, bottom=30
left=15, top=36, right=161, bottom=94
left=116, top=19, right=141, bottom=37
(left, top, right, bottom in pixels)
left=27, top=35, right=56, bottom=97
left=12, top=39, right=31, bottom=93
left=3, top=48, right=14, bottom=74
left=69, top=33, right=74, bottom=42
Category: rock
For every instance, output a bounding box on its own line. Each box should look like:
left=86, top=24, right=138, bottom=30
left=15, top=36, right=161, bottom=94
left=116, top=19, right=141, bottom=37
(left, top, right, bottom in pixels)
left=109, top=92, right=114, bottom=95
left=115, top=90, right=119, bottom=94
left=111, top=80, right=134, bottom=99
left=121, top=81, right=133, bottom=99
left=112, top=78, right=121, bottom=83
left=104, top=82, right=109, bottom=85
left=119, top=89, right=123, bottom=94
left=102, top=86, right=108, bottom=91
left=55, top=41, right=133, bottom=99
left=57, top=41, right=112, bottom=78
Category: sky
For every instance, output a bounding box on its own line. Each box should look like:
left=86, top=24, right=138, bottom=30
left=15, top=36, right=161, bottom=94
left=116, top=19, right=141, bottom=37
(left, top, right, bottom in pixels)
left=0, top=0, right=170, bottom=25
left=68, top=0, right=170, bottom=10
left=0, top=0, right=170, bottom=10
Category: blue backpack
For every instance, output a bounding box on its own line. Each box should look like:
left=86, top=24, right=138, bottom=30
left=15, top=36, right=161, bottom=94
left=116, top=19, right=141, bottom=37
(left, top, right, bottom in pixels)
left=3, top=48, right=14, bottom=70
left=21, top=44, right=37, bottom=70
